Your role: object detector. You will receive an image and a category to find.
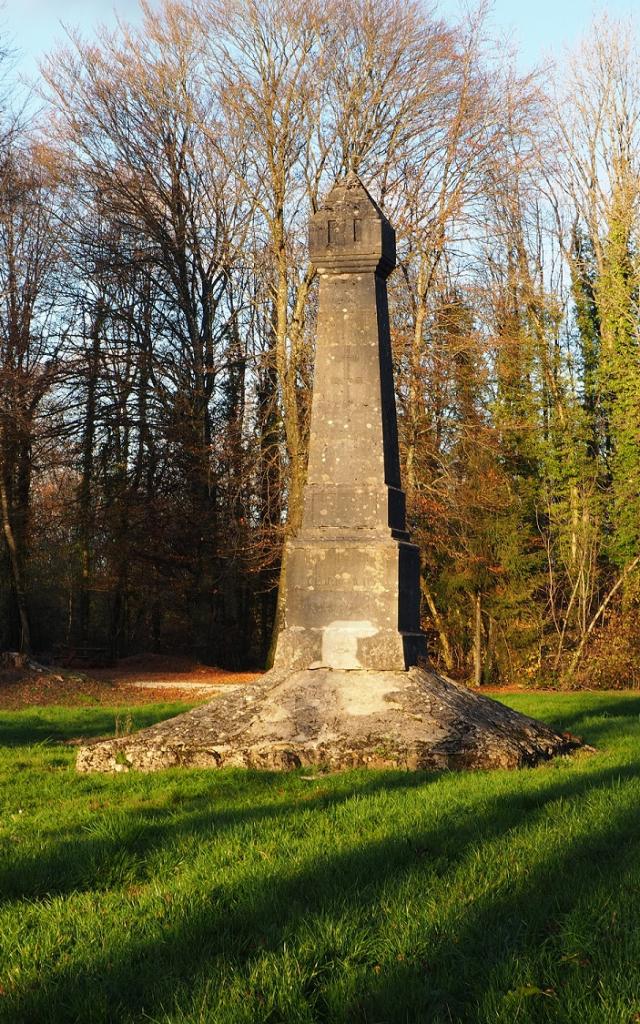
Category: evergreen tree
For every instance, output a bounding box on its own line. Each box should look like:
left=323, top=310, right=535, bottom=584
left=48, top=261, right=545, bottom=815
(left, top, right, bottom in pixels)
left=596, top=186, right=640, bottom=568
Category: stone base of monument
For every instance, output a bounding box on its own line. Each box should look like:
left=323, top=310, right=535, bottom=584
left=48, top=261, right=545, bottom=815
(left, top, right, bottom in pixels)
left=76, top=667, right=580, bottom=773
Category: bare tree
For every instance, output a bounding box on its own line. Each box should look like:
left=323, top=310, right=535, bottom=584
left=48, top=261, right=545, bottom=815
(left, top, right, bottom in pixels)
left=0, top=142, right=68, bottom=652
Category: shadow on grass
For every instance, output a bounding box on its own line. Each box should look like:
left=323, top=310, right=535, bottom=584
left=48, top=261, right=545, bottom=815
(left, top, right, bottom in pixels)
left=529, top=695, right=640, bottom=747
left=0, top=704, right=193, bottom=748
left=5, top=751, right=640, bottom=1024
left=351, top=789, right=640, bottom=1023
left=1, top=697, right=636, bottom=896
left=0, top=770, right=440, bottom=902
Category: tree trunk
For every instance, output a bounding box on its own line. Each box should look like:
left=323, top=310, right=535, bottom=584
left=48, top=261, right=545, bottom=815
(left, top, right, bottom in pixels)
left=422, top=581, right=454, bottom=672
left=266, top=254, right=314, bottom=667
left=78, top=306, right=103, bottom=645
left=0, top=473, right=31, bottom=653
left=565, top=555, right=640, bottom=680
left=483, top=614, right=496, bottom=685
left=472, top=590, right=482, bottom=687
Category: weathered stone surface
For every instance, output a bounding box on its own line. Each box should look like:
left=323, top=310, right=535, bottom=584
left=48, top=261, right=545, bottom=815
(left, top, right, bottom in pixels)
left=77, top=174, right=584, bottom=776
left=76, top=667, right=580, bottom=773
left=274, top=173, right=424, bottom=672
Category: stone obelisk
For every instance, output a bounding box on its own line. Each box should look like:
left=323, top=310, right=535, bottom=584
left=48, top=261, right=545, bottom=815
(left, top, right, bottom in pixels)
left=77, top=177, right=582, bottom=775
left=274, top=173, right=426, bottom=673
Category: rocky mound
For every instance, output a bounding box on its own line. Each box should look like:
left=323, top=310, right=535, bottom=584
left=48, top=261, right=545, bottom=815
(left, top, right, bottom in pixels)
left=77, top=667, right=581, bottom=773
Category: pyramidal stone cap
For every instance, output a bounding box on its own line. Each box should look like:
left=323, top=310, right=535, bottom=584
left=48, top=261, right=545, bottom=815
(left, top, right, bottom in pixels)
left=309, top=171, right=396, bottom=278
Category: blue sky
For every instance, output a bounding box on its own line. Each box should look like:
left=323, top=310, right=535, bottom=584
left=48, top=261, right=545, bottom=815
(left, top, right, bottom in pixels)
left=4, top=0, right=148, bottom=86
left=3, top=0, right=639, bottom=86
left=476, top=0, right=638, bottom=68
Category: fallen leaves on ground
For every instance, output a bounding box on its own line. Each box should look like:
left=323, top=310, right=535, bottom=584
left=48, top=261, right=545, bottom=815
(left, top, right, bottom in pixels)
left=0, top=655, right=262, bottom=709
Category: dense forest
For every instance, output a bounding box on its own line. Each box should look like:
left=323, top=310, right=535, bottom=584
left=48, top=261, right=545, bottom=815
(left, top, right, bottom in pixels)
left=1, top=0, right=639, bottom=686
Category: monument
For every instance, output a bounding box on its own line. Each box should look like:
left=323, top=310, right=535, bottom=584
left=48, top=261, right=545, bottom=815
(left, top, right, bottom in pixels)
left=274, top=173, right=425, bottom=674
left=77, top=175, right=580, bottom=774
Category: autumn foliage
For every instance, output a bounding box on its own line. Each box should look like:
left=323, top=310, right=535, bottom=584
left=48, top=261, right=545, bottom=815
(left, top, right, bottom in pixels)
left=1, top=2, right=640, bottom=685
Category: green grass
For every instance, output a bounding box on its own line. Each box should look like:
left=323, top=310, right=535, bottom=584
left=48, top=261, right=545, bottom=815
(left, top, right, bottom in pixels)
left=1, top=693, right=640, bottom=1024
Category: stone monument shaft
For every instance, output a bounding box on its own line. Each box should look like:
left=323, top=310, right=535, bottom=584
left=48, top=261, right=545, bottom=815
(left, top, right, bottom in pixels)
left=274, top=174, right=426, bottom=672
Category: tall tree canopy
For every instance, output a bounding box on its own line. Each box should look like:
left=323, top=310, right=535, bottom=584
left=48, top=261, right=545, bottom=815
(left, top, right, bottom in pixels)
left=1, top=3, right=639, bottom=687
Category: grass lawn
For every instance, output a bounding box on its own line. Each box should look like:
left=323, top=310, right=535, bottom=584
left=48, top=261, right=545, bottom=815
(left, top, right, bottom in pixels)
left=1, top=693, right=640, bottom=1024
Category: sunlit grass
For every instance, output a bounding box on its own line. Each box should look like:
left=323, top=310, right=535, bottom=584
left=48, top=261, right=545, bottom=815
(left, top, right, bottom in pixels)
left=1, top=693, right=640, bottom=1023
